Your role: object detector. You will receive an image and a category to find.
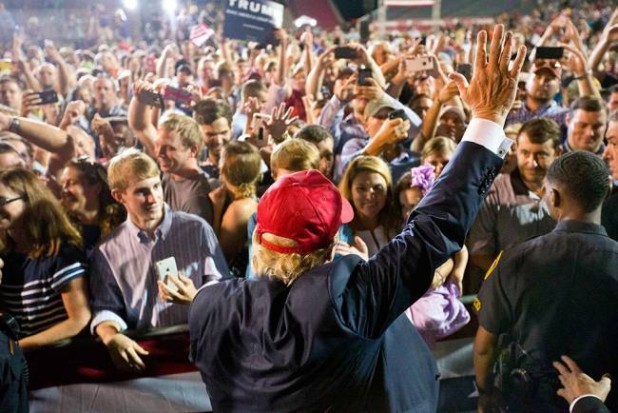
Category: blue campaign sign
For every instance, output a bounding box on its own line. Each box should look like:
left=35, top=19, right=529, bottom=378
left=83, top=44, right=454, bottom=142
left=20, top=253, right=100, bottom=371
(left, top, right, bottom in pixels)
left=223, top=0, right=284, bottom=44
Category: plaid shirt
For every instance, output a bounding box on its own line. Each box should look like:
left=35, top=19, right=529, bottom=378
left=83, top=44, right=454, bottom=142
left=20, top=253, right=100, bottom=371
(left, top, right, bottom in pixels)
left=506, top=100, right=568, bottom=127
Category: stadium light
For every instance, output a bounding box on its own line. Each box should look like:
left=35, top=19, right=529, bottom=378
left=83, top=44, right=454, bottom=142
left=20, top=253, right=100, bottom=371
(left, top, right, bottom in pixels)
left=123, top=0, right=138, bottom=11
left=162, top=0, right=177, bottom=15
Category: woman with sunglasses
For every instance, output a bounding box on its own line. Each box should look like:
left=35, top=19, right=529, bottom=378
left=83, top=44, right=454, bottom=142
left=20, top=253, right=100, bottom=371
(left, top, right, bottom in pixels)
left=0, top=169, right=91, bottom=350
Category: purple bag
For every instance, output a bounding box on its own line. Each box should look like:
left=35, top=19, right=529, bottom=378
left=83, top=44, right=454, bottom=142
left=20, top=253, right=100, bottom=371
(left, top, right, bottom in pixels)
left=405, top=280, right=470, bottom=347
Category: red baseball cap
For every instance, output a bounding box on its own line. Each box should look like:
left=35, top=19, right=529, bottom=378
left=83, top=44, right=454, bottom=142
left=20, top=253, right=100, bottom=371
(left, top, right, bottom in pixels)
left=256, top=170, right=354, bottom=255
left=532, top=59, right=562, bottom=79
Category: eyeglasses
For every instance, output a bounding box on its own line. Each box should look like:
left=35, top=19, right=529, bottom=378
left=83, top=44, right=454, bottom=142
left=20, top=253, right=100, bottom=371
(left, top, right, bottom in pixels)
left=0, top=196, right=23, bottom=207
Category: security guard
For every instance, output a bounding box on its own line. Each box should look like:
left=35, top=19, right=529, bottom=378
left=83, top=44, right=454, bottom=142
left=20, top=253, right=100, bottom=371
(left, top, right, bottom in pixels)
left=473, top=151, right=618, bottom=413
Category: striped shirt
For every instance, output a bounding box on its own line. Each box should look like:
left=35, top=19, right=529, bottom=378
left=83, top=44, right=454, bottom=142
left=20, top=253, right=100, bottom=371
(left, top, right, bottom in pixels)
left=0, top=244, right=87, bottom=337
left=89, top=204, right=229, bottom=333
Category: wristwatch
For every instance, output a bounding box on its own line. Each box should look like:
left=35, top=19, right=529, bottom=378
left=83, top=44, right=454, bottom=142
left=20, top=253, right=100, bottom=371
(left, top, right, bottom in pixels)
left=573, top=70, right=592, bottom=80
left=8, top=117, right=20, bottom=133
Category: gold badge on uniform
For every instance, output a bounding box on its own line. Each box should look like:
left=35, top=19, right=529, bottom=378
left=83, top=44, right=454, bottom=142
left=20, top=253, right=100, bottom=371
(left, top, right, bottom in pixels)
left=473, top=297, right=482, bottom=312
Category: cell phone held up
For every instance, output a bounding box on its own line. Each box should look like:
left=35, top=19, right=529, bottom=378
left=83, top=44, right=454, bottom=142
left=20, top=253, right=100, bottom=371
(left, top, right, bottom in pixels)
left=357, top=67, right=372, bottom=86
left=35, top=90, right=59, bottom=105
left=334, top=46, right=359, bottom=60
left=155, top=257, right=179, bottom=293
left=252, top=112, right=271, bottom=146
left=405, top=56, right=432, bottom=73
left=535, top=46, right=564, bottom=60
left=137, top=89, right=164, bottom=109
left=388, top=109, right=408, bottom=121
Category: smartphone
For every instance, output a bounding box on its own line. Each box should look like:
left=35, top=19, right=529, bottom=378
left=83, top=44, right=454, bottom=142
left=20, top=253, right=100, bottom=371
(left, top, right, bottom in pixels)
left=163, top=86, right=193, bottom=107
left=535, top=46, right=564, bottom=60
left=155, top=257, right=178, bottom=292
left=357, top=67, right=373, bottom=86
left=137, top=89, right=164, bottom=108
left=37, top=90, right=59, bottom=105
left=252, top=112, right=271, bottom=144
left=456, top=63, right=473, bottom=82
left=405, top=56, right=432, bottom=73
left=388, top=109, right=408, bottom=121
left=334, top=46, right=358, bottom=60
left=252, top=112, right=271, bottom=128
left=320, top=85, right=332, bottom=100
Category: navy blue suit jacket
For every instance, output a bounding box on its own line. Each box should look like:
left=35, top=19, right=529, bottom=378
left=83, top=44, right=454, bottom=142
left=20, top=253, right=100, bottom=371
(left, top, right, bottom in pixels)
left=574, top=397, right=611, bottom=413
left=189, top=141, right=503, bottom=412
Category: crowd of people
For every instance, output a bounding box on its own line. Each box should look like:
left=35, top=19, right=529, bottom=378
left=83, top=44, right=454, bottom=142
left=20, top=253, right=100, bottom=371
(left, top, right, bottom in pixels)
left=0, top=0, right=616, bottom=412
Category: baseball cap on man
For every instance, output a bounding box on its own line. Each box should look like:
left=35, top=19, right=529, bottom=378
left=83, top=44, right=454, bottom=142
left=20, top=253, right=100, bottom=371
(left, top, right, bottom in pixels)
left=256, top=170, right=354, bottom=255
left=364, top=96, right=396, bottom=120
left=532, top=59, right=562, bottom=79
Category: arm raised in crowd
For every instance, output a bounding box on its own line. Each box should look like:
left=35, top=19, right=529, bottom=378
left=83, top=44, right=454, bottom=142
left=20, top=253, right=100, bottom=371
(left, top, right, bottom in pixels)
left=276, top=29, right=289, bottom=88
left=45, top=41, right=76, bottom=97
left=411, top=81, right=461, bottom=153
left=300, top=29, right=316, bottom=76
left=128, top=80, right=158, bottom=158
left=0, top=111, right=76, bottom=165
left=561, top=43, right=601, bottom=99
left=351, top=43, right=386, bottom=88
left=588, top=8, right=618, bottom=79
left=305, top=46, right=335, bottom=100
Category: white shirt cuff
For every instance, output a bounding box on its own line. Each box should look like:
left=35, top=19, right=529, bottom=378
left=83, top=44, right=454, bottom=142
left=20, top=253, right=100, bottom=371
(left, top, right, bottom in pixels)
left=90, top=310, right=128, bottom=335
left=570, top=394, right=604, bottom=413
left=461, top=118, right=512, bottom=158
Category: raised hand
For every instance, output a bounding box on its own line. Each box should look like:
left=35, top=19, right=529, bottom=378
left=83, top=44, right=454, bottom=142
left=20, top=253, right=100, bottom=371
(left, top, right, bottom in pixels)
left=449, top=25, right=526, bottom=126
left=44, top=40, right=64, bottom=64
left=266, top=103, right=298, bottom=143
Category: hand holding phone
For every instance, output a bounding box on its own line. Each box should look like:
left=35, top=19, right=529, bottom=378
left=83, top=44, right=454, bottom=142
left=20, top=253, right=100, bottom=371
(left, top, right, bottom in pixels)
left=388, top=109, right=408, bottom=121
left=37, top=90, right=59, bottom=105
left=252, top=112, right=271, bottom=148
left=137, top=89, right=164, bottom=109
left=156, top=257, right=179, bottom=293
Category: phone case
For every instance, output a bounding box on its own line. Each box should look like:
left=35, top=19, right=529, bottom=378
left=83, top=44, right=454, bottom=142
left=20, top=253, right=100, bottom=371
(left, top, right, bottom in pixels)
left=38, top=90, right=59, bottom=105
left=156, top=257, right=179, bottom=292
left=163, top=86, right=192, bottom=106
left=406, top=57, right=432, bottom=73
left=334, top=47, right=358, bottom=59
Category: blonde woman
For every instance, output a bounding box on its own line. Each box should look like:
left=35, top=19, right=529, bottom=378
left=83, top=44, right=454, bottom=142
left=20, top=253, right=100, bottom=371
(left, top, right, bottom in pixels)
left=339, top=156, right=401, bottom=256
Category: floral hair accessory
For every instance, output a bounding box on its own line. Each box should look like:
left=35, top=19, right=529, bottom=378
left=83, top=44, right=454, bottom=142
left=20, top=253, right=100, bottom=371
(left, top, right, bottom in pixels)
left=410, top=164, right=436, bottom=197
